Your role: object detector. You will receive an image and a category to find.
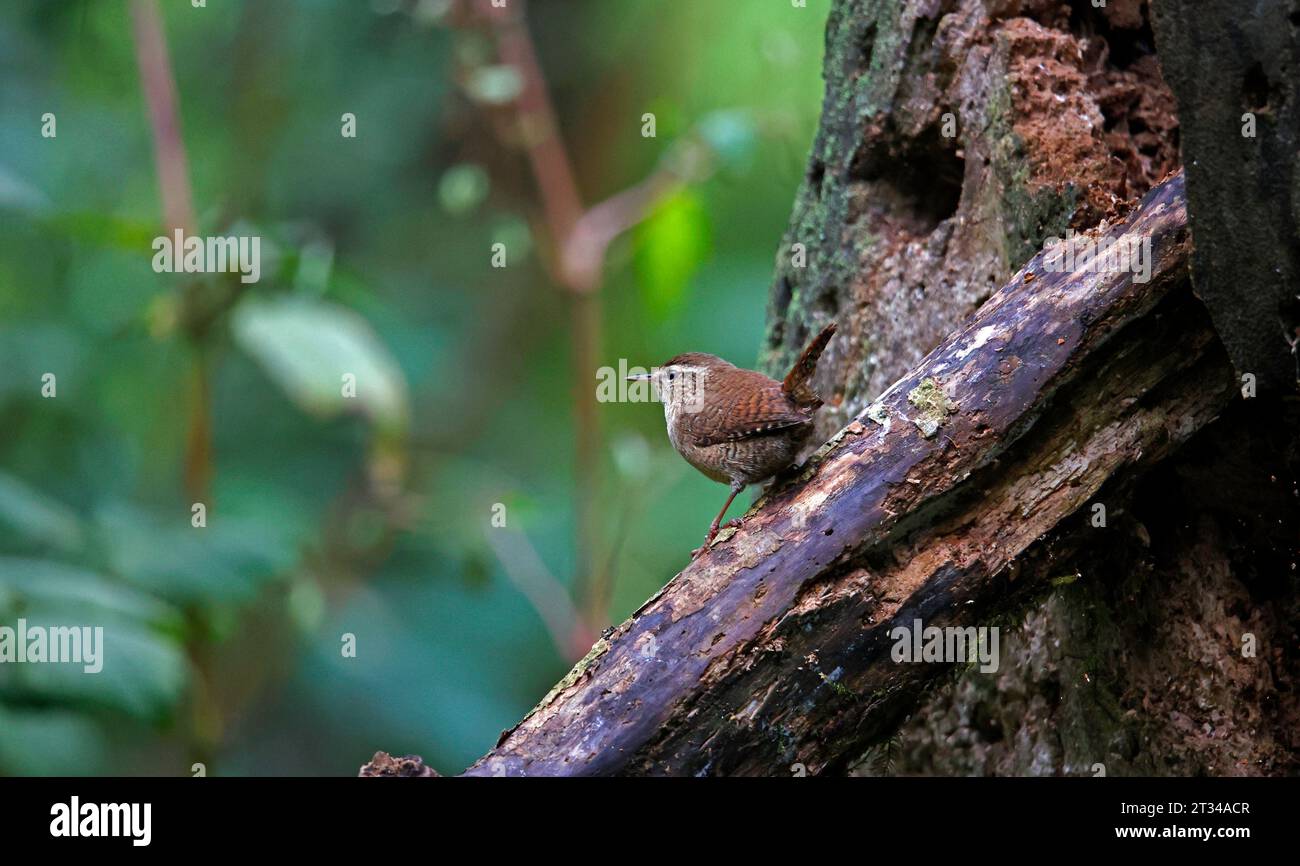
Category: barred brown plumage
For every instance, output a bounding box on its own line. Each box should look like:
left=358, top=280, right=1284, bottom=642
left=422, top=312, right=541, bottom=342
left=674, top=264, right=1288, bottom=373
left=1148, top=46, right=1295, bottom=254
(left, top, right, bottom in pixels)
left=628, top=321, right=837, bottom=557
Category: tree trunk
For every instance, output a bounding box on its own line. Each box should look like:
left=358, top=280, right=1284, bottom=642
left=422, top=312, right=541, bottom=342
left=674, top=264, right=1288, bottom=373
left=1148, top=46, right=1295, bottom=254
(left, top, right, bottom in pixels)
left=762, top=0, right=1299, bottom=776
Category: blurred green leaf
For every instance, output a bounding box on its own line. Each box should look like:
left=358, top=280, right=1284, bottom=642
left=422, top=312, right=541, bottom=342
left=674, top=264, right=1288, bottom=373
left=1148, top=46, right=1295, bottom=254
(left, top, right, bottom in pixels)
left=633, top=189, right=712, bottom=320
left=0, top=618, right=187, bottom=722
left=0, top=558, right=179, bottom=631
left=38, top=212, right=159, bottom=252
left=0, top=706, right=110, bottom=776
left=231, top=296, right=410, bottom=433
left=0, top=558, right=188, bottom=721
left=93, top=502, right=293, bottom=606
left=0, top=473, right=84, bottom=553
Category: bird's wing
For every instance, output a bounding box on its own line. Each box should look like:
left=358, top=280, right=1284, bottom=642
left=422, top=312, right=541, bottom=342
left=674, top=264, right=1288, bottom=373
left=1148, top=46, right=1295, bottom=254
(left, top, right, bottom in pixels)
left=681, top=370, right=814, bottom=447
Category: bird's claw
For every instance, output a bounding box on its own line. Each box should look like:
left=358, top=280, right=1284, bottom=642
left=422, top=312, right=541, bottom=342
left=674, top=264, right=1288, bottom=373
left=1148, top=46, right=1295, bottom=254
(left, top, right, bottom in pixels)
left=692, top=518, right=745, bottom=559
left=692, top=528, right=720, bottom=559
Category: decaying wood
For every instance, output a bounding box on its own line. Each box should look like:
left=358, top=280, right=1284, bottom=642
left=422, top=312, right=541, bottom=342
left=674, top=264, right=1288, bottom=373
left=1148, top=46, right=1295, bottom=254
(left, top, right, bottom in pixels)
left=399, top=170, right=1235, bottom=776
left=359, top=752, right=440, bottom=777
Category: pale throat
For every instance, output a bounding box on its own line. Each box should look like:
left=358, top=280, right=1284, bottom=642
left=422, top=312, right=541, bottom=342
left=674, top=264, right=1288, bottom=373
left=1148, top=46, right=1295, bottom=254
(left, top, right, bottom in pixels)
left=658, top=364, right=710, bottom=430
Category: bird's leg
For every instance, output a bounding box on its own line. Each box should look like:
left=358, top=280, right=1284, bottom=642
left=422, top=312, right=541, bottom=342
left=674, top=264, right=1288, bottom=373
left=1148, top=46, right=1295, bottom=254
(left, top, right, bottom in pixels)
left=692, top=482, right=744, bottom=558
left=708, top=483, right=745, bottom=538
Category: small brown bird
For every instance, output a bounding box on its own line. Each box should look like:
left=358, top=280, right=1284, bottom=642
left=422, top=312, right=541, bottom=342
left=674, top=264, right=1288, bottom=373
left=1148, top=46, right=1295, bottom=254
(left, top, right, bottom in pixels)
left=630, top=322, right=837, bottom=556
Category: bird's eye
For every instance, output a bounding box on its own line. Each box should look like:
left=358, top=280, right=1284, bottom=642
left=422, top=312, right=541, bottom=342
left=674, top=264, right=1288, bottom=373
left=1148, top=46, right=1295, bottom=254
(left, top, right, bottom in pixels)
left=667, top=372, right=676, bottom=380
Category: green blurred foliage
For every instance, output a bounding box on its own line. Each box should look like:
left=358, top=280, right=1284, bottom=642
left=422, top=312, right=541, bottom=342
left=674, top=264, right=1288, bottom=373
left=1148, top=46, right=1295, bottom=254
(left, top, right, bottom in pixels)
left=0, top=0, right=828, bottom=775
left=634, top=189, right=712, bottom=321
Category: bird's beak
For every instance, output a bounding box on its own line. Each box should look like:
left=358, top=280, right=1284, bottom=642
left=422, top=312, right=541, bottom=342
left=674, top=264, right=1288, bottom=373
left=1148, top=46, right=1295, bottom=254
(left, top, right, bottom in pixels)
left=626, top=373, right=652, bottom=381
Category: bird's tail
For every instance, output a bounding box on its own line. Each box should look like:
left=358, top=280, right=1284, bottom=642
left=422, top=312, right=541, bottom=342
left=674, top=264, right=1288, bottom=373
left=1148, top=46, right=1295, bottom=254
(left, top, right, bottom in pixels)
left=782, top=321, right=837, bottom=407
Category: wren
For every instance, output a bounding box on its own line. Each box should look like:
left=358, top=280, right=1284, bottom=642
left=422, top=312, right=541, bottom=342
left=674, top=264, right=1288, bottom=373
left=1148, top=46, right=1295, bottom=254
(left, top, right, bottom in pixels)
left=630, top=322, right=837, bottom=557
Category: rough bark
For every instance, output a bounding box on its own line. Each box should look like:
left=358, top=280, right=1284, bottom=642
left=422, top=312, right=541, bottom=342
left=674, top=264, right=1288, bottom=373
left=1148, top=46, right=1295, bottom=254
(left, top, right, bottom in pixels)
left=453, top=172, right=1239, bottom=776
left=761, top=0, right=1180, bottom=442
left=763, top=0, right=1299, bottom=777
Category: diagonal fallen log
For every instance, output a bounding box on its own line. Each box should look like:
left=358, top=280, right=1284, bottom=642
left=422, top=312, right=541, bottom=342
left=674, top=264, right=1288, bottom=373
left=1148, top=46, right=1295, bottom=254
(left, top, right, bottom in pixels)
left=442, top=170, right=1234, bottom=776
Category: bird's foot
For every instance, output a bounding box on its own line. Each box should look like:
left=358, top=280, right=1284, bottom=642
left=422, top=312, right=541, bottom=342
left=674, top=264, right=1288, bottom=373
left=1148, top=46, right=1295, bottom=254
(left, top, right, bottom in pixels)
left=691, top=518, right=745, bottom=558
left=691, top=526, right=721, bottom=559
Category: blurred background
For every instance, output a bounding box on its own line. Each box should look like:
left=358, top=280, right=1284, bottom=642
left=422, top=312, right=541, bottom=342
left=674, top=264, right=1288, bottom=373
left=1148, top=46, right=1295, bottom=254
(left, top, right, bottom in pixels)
left=0, top=0, right=828, bottom=775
